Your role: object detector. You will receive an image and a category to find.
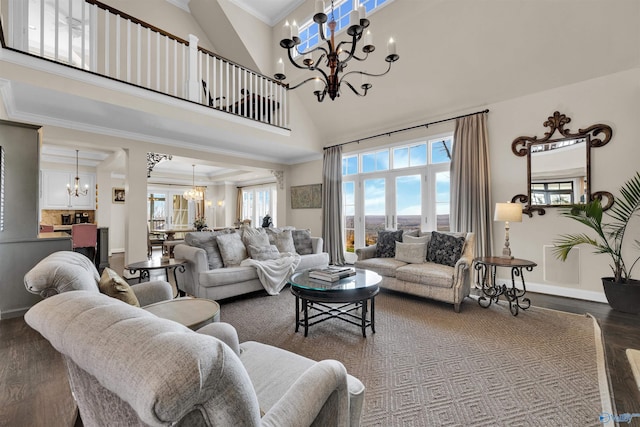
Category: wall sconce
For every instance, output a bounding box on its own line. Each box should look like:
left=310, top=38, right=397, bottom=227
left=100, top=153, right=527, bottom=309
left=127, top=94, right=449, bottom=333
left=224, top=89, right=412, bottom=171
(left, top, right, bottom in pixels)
left=494, top=202, right=522, bottom=258
left=217, top=200, right=225, bottom=207
left=205, top=200, right=213, bottom=207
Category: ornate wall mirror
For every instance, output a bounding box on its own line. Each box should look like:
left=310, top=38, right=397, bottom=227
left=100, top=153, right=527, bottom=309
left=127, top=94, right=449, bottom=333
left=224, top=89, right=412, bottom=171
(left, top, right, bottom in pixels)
left=511, top=111, right=613, bottom=216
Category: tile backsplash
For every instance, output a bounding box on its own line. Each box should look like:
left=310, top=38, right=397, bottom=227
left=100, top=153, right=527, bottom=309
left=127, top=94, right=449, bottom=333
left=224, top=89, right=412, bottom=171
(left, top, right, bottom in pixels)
left=41, top=209, right=95, bottom=225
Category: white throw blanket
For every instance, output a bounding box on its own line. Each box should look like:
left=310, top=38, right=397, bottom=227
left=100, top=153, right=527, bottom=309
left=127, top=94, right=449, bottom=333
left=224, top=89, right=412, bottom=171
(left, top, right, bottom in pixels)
left=240, top=253, right=301, bottom=295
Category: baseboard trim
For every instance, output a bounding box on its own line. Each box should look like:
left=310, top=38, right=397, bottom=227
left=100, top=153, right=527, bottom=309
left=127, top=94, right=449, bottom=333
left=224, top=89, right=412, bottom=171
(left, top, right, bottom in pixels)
left=494, top=279, right=608, bottom=303
left=0, top=306, right=30, bottom=319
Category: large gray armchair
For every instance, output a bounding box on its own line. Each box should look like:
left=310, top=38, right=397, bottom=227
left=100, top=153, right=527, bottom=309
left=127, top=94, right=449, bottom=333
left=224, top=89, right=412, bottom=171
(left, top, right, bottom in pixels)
left=25, top=291, right=365, bottom=426
left=24, top=251, right=173, bottom=306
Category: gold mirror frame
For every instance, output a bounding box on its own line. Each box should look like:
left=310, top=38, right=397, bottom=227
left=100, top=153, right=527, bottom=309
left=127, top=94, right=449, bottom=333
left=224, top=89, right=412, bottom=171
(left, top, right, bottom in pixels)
left=511, top=111, right=613, bottom=217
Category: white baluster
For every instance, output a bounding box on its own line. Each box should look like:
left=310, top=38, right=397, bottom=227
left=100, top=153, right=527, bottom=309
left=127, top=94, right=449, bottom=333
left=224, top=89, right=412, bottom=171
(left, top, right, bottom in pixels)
left=115, top=15, right=120, bottom=80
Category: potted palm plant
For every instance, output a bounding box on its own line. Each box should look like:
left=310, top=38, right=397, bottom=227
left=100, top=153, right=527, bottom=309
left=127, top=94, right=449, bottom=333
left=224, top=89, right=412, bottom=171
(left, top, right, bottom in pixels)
left=554, top=171, right=640, bottom=314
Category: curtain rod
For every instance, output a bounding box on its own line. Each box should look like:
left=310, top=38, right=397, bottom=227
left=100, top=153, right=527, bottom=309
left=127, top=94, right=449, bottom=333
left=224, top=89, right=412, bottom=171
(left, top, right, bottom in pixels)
left=324, top=108, right=489, bottom=150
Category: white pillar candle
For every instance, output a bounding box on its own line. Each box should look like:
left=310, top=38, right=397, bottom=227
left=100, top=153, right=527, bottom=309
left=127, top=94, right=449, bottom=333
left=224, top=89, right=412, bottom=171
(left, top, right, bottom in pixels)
left=358, top=3, right=366, bottom=20
left=387, top=37, right=396, bottom=55
left=282, top=21, right=290, bottom=40
left=364, top=30, right=372, bottom=46
left=350, top=10, right=359, bottom=27
left=314, top=78, right=323, bottom=92
left=315, top=0, right=325, bottom=15
left=291, top=20, right=299, bottom=38
left=277, top=58, right=284, bottom=75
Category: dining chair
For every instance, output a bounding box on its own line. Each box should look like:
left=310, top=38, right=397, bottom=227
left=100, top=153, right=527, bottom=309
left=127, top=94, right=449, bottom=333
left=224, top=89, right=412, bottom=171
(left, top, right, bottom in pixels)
left=71, top=224, right=98, bottom=261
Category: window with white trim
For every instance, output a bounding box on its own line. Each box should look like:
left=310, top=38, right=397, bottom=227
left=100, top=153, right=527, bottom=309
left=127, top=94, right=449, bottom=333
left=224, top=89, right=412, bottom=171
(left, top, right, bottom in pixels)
left=342, top=135, right=452, bottom=258
left=241, top=184, right=277, bottom=227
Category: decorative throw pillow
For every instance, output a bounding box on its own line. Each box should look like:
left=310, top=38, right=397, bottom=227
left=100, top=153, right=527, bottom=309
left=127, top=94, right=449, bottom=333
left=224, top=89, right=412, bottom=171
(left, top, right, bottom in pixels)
left=185, top=229, right=235, bottom=270
left=426, top=231, right=466, bottom=267
left=403, top=235, right=430, bottom=244
left=375, top=230, right=404, bottom=258
left=248, top=244, right=281, bottom=261
left=265, top=226, right=296, bottom=245
left=242, top=227, right=270, bottom=248
left=272, top=229, right=297, bottom=253
left=216, top=233, right=248, bottom=267
left=292, top=229, right=313, bottom=255
left=98, top=268, right=140, bottom=307
left=395, top=242, right=428, bottom=264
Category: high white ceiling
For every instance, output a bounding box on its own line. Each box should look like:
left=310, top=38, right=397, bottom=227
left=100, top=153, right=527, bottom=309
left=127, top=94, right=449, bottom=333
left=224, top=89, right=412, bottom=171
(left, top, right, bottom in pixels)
left=229, top=0, right=306, bottom=26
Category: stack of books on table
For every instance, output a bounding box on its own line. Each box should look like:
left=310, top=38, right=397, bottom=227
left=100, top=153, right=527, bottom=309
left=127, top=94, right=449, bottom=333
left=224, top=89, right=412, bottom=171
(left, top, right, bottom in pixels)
left=309, top=266, right=356, bottom=282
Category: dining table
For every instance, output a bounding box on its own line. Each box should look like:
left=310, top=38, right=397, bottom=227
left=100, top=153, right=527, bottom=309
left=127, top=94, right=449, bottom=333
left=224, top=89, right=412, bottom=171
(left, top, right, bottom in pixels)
left=152, top=228, right=196, bottom=240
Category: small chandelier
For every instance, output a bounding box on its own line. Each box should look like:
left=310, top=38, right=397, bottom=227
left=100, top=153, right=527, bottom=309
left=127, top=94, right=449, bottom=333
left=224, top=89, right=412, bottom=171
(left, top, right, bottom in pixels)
left=183, top=164, right=204, bottom=202
left=274, top=0, right=399, bottom=102
left=67, top=149, right=89, bottom=197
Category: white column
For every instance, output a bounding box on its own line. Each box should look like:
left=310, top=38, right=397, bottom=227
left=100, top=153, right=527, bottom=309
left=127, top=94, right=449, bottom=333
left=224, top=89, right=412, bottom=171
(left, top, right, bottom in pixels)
left=187, top=34, right=200, bottom=102
left=124, top=147, right=148, bottom=264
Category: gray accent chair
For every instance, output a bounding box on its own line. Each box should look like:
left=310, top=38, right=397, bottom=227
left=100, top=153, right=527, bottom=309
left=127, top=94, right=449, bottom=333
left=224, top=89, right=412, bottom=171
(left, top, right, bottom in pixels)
left=24, top=251, right=173, bottom=306
left=25, top=292, right=365, bottom=426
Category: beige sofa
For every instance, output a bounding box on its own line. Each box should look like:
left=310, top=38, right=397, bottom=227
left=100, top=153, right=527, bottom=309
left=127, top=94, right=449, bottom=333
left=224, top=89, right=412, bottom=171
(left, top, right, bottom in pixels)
left=175, top=228, right=329, bottom=300
left=26, top=291, right=365, bottom=426
left=355, top=231, right=475, bottom=312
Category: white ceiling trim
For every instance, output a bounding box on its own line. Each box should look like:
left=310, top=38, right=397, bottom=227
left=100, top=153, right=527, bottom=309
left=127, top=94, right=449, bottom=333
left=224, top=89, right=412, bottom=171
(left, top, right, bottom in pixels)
left=165, top=0, right=191, bottom=13
left=227, top=0, right=306, bottom=27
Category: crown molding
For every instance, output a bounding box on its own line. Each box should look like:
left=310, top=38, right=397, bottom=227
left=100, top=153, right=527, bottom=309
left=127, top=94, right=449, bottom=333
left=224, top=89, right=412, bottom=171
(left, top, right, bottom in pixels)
left=165, top=0, right=191, bottom=13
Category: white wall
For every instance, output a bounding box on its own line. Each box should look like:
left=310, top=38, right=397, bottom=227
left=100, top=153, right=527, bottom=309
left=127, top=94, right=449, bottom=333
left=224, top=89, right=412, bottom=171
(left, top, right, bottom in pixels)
left=109, top=175, right=126, bottom=253
left=287, top=159, right=323, bottom=236
left=287, top=68, right=640, bottom=301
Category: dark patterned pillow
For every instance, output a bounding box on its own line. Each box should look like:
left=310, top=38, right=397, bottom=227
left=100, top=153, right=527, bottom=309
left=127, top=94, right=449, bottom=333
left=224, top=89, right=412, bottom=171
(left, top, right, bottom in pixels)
left=375, top=230, right=404, bottom=258
left=292, top=229, right=313, bottom=255
left=426, top=231, right=466, bottom=267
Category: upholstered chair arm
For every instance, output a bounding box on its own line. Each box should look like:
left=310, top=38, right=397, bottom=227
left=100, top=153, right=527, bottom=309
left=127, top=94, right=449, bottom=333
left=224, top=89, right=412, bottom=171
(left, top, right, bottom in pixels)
left=261, top=360, right=350, bottom=427
left=132, top=280, right=173, bottom=306
left=311, top=237, right=324, bottom=254
left=196, top=322, right=241, bottom=356
left=355, top=245, right=377, bottom=261
left=174, top=244, right=208, bottom=296
left=451, top=232, right=476, bottom=312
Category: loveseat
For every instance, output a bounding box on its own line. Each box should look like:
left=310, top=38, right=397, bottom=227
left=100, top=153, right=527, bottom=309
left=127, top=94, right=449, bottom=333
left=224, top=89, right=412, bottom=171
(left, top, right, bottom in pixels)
left=175, top=227, right=329, bottom=300
left=355, top=230, right=475, bottom=312
left=25, top=291, right=365, bottom=426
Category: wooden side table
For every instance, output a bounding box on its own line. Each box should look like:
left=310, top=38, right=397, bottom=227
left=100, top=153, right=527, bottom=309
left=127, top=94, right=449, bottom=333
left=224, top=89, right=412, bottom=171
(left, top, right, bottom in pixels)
left=473, top=256, right=537, bottom=316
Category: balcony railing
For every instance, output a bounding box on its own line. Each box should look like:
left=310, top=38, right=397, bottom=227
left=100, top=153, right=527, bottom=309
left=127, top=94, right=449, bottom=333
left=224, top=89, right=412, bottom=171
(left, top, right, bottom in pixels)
left=0, top=0, right=288, bottom=128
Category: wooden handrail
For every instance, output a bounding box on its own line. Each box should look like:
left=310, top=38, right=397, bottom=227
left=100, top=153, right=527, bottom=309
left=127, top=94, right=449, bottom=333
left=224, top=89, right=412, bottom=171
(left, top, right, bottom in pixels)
left=85, top=0, right=189, bottom=45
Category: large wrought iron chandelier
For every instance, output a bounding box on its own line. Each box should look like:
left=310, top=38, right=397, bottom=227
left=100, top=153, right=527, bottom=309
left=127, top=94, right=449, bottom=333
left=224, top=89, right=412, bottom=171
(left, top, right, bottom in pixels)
left=67, top=149, right=89, bottom=197
left=275, top=0, right=399, bottom=102
left=183, top=164, right=204, bottom=202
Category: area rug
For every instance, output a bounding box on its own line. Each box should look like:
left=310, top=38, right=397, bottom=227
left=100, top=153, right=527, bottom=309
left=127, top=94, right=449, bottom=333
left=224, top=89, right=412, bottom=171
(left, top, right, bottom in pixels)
left=219, top=289, right=611, bottom=426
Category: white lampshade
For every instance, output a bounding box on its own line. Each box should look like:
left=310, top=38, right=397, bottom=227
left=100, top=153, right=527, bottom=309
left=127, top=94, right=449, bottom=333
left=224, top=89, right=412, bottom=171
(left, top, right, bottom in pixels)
left=494, top=202, right=522, bottom=222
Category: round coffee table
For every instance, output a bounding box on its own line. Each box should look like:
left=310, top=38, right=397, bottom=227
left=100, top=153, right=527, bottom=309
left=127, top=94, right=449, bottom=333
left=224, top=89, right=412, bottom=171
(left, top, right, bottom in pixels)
left=143, top=298, right=220, bottom=330
left=289, top=268, right=381, bottom=337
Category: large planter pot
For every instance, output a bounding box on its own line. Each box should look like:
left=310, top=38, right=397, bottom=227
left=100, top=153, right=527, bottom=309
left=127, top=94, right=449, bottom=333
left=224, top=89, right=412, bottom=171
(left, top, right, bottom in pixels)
left=602, top=277, right=640, bottom=314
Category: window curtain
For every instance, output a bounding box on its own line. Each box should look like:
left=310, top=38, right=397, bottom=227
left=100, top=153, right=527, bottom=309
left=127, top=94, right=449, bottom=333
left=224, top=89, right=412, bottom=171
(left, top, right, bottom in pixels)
left=450, top=112, right=493, bottom=258
left=322, top=146, right=345, bottom=265
left=236, top=187, right=243, bottom=225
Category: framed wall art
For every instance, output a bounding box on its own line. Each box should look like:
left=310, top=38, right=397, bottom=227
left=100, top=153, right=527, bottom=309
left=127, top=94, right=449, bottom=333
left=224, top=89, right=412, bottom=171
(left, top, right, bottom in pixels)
left=291, top=184, right=322, bottom=209
left=112, top=187, right=125, bottom=204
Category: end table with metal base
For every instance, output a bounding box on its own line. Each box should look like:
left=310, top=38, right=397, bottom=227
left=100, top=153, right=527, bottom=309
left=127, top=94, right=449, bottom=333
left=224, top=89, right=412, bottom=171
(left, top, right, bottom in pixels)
left=125, top=258, right=188, bottom=297
left=473, top=257, right=537, bottom=316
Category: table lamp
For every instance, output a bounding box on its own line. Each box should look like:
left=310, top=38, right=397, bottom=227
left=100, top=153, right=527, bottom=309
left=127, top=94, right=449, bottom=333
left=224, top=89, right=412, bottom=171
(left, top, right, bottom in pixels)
left=494, top=202, right=522, bottom=258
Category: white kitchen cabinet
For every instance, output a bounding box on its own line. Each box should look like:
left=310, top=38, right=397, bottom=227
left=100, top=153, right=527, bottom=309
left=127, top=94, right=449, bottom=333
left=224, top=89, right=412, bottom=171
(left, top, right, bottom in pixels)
left=41, top=170, right=96, bottom=209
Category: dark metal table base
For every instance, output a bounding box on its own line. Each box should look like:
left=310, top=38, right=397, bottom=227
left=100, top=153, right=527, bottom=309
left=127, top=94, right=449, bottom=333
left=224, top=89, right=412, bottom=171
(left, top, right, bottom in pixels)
left=475, top=262, right=533, bottom=316
left=291, top=287, right=378, bottom=337
left=126, top=263, right=186, bottom=298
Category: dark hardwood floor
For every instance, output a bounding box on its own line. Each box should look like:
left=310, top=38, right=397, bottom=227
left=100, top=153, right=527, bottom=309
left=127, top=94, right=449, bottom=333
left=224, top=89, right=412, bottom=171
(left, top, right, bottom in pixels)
left=1, top=255, right=638, bottom=426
